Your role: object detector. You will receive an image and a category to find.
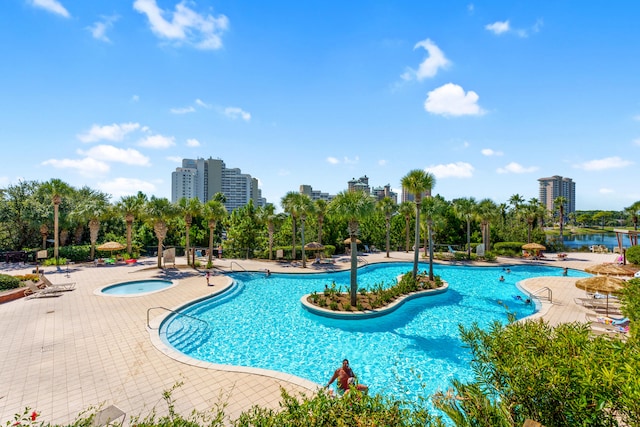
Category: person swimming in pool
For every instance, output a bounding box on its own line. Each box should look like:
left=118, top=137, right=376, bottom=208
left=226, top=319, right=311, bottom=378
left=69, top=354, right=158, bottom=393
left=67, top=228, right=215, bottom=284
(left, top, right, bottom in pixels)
left=326, top=359, right=368, bottom=395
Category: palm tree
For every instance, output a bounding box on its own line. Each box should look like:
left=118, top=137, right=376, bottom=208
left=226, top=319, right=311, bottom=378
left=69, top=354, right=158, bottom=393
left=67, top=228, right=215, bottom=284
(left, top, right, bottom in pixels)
left=314, top=199, right=328, bottom=244
left=422, top=196, right=445, bottom=281
left=398, top=201, right=414, bottom=253
left=281, top=192, right=302, bottom=261
left=401, top=170, right=436, bottom=279
left=39, top=179, right=72, bottom=261
left=116, top=192, right=147, bottom=256
left=328, top=191, right=375, bottom=306
left=259, top=204, right=277, bottom=260
left=554, top=196, right=568, bottom=246
left=377, top=197, right=397, bottom=258
left=476, top=198, right=498, bottom=252
left=624, top=201, right=640, bottom=230
left=297, top=195, right=314, bottom=268
left=520, top=202, right=540, bottom=244
left=453, top=197, right=477, bottom=259
left=202, top=199, right=227, bottom=266
left=144, top=196, right=176, bottom=268
left=177, top=197, right=203, bottom=266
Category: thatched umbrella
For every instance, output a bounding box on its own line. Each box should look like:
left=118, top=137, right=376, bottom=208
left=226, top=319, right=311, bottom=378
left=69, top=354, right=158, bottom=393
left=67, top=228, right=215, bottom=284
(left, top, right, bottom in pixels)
left=585, top=263, right=635, bottom=277
left=304, top=241, right=325, bottom=258
left=575, top=276, right=625, bottom=316
left=522, top=242, right=546, bottom=251
left=97, top=241, right=125, bottom=258
left=343, top=238, right=362, bottom=245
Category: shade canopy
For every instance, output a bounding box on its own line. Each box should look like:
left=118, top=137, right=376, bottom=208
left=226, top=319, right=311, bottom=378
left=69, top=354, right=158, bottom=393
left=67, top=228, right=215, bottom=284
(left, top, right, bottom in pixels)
left=344, top=238, right=362, bottom=245
left=575, top=276, right=625, bottom=294
left=584, top=263, right=635, bottom=276
left=304, top=242, right=325, bottom=250
left=522, top=242, right=546, bottom=251
left=97, top=241, right=126, bottom=251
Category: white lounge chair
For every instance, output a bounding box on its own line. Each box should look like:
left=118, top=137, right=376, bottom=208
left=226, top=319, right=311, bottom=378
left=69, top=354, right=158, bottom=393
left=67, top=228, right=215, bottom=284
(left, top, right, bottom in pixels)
left=24, top=281, right=63, bottom=299
left=44, top=280, right=76, bottom=291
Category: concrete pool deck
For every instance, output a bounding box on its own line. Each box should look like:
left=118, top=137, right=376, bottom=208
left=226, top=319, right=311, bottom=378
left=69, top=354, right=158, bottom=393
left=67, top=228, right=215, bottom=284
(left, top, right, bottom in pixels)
left=0, top=250, right=633, bottom=425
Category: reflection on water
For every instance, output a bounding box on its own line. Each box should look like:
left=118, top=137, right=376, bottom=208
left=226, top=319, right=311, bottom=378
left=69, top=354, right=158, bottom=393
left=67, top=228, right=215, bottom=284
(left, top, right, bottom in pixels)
left=551, top=233, right=630, bottom=249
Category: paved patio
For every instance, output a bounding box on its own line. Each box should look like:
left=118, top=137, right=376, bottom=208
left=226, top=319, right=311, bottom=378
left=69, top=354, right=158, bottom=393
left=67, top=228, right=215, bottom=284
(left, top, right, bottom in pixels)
left=0, top=250, right=631, bottom=425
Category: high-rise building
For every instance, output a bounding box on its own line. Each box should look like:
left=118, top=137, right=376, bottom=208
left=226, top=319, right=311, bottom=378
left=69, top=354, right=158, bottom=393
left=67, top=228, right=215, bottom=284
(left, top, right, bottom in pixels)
left=538, top=175, right=576, bottom=220
left=171, top=157, right=266, bottom=212
left=299, top=185, right=334, bottom=201
left=401, top=187, right=431, bottom=203
left=348, top=176, right=370, bottom=194
left=371, top=184, right=398, bottom=204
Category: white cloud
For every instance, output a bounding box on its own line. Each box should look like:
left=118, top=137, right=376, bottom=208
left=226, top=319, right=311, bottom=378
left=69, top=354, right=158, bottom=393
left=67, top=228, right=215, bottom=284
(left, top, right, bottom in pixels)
left=485, top=19, right=542, bottom=38
left=481, top=148, right=503, bottom=156
left=87, top=15, right=118, bottom=42
left=633, top=115, right=640, bottom=121
left=29, top=0, right=70, bottom=18
left=170, top=106, right=196, bottom=114
left=426, top=162, right=474, bottom=178
left=137, top=134, right=176, bottom=149
left=277, top=169, right=290, bottom=176
left=195, top=98, right=211, bottom=108
left=378, top=159, right=387, bottom=166
left=467, top=4, right=474, bottom=14
left=326, top=157, right=339, bottom=165
left=344, top=156, right=359, bottom=165
left=633, top=138, right=640, bottom=146
left=77, top=122, right=140, bottom=142
left=133, top=0, right=229, bottom=50
left=402, top=38, right=451, bottom=81
left=224, top=107, right=251, bottom=121
left=166, top=156, right=183, bottom=163
left=186, top=138, right=200, bottom=147
left=599, top=188, right=614, bottom=194
left=496, top=162, right=538, bottom=174
left=96, top=177, right=157, bottom=201
left=575, top=156, right=633, bottom=171
left=77, top=145, right=150, bottom=166
left=485, top=20, right=510, bottom=35
left=424, top=83, right=486, bottom=117
left=41, top=157, right=110, bottom=177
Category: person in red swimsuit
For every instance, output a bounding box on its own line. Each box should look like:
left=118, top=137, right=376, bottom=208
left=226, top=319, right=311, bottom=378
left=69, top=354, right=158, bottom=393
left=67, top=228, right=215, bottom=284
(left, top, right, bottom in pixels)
left=326, top=359, right=368, bottom=395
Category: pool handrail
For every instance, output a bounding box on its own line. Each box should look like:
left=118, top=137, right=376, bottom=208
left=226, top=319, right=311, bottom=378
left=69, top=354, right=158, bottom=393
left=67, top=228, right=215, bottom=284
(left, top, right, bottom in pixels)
left=146, top=306, right=209, bottom=329
left=229, top=261, right=247, bottom=272
left=530, top=286, right=552, bottom=303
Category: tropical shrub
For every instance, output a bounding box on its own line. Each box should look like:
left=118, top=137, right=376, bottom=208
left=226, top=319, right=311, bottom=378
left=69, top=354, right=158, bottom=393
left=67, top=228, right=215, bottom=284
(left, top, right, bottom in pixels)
left=447, top=319, right=640, bottom=427
left=0, top=274, right=21, bottom=290
left=492, top=242, right=527, bottom=255
left=626, top=245, right=640, bottom=265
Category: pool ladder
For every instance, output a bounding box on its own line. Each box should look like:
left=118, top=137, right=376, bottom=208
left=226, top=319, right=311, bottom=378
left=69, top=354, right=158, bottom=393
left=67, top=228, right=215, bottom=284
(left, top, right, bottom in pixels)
left=530, top=287, right=552, bottom=303
left=229, top=261, right=247, bottom=272
left=146, top=306, right=209, bottom=329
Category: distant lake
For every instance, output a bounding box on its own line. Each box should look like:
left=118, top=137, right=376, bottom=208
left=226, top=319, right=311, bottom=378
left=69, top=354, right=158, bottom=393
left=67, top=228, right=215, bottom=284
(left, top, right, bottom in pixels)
left=550, top=233, right=631, bottom=250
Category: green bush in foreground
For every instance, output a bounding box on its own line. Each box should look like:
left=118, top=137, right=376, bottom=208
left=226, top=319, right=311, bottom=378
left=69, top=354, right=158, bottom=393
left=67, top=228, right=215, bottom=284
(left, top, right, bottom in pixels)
left=0, top=273, right=20, bottom=290
left=626, top=245, right=640, bottom=265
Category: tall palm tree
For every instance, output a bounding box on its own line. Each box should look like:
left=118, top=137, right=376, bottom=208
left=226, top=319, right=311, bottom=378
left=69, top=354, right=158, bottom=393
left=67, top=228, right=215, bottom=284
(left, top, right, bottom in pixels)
left=476, top=198, right=498, bottom=252
left=453, top=197, right=477, bottom=259
left=519, top=202, right=540, bottom=244
left=422, top=195, right=445, bottom=281
left=398, top=201, right=414, bottom=253
left=281, top=192, right=311, bottom=263
left=377, top=197, right=397, bottom=258
left=297, top=195, right=314, bottom=268
left=202, top=199, right=227, bottom=266
left=314, top=199, right=328, bottom=245
left=39, top=179, right=72, bottom=261
left=116, top=192, right=147, bottom=256
left=144, top=196, right=176, bottom=268
left=328, top=191, right=375, bottom=306
left=177, top=197, right=203, bottom=266
left=624, top=201, right=640, bottom=230
left=401, top=169, right=436, bottom=279
left=258, top=204, right=277, bottom=260
left=554, top=196, right=568, bottom=246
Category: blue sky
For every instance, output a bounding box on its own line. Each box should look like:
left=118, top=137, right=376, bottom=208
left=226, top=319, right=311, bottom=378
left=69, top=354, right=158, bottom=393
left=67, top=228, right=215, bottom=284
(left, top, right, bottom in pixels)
left=1, top=1, right=639, bottom=211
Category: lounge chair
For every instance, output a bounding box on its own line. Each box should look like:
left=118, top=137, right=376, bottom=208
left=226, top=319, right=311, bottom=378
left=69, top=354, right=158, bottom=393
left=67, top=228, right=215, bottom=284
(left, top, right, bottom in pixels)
left=24, top=281, right=63, bottom=299
left=45, top=281, right=76, bottom=291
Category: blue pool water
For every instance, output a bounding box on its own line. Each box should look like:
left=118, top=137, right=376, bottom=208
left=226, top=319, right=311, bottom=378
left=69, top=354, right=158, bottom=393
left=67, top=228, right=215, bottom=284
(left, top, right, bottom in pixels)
left=101, top=279, right=174, bottom=295
left=160, top=263, right=589, bottom=402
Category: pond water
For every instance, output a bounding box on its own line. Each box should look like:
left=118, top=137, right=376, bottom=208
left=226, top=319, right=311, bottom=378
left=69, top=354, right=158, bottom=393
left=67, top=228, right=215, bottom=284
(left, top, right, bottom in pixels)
left=550, top=233, right=631, bottom=250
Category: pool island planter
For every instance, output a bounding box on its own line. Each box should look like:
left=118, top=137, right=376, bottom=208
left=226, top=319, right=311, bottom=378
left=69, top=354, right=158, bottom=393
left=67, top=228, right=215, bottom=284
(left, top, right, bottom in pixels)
left=300, top=281, right=448, bottom=320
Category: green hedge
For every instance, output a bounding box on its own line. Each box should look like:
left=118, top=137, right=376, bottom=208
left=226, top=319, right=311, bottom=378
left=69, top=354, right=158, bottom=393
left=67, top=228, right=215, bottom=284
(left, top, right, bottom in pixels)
left=493, top=242, right=527, bottom=256
left=0, top=274, right=21, bottom=290
left=627, top=245, right=640, bottom=265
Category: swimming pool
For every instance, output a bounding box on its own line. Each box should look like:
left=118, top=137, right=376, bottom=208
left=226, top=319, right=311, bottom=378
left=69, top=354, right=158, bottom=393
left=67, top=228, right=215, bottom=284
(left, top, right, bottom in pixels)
left=159, top=263, right=589, bottom=402
left=99, top=279, right=175, bottom=296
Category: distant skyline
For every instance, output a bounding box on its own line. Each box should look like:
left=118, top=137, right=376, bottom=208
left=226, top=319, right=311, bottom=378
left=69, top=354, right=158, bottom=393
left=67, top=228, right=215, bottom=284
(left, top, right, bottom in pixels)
left=1, top=1, right=639, bottom=211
